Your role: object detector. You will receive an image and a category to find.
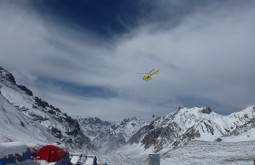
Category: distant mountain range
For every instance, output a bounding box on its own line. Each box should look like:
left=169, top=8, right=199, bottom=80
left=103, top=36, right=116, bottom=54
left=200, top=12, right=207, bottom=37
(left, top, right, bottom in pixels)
left=77, top=100, right=255, bottom=153
left=77, top=116, right=147, bottom=152
left=128, top=106, right=255, bottom=152
left=1, top=66, right=255, bottom=153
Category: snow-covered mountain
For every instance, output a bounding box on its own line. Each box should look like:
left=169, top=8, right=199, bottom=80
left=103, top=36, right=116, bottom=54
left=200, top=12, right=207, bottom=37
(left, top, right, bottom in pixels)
left=2, top=66, right=255, bottom=156
left=129, top=106, right=255, bottom=152
left=76, top=117, right=111, bottom=141
left=0, top=66, right=147, bottom=152
left=0, top=67, right=92, bottom=149
left=77, top=116, right=147, bottom=153
left=0, top=94, right=58, bottom=144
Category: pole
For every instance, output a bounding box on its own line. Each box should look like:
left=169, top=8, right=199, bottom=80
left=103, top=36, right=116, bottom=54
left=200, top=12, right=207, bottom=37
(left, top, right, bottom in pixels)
left=148, top=154, right=160, bottom=165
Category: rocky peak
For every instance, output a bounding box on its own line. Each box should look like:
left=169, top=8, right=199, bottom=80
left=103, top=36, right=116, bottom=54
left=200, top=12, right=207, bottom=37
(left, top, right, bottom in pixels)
left=0, top=67, right=32, bottom=96
left=200, top=107, right=212, bottom=114
left=78, top=116, right=111, bottom=126
left=78, top=116, right=147, bottom=153
left=128, top=106, right=255, bottom=152
left=0, top=67, right=16, bottom=84
left=0, top=66, right=92, bottom=149
left=111, top=117, right=146, bottom=130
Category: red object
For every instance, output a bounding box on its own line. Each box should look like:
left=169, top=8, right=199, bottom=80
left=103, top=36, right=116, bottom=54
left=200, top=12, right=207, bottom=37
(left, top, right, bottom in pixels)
left=35, top=145, right=69, bottom=163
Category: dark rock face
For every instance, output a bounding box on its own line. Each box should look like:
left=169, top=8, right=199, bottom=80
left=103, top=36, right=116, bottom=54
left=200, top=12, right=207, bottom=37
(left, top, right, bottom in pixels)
left=51, top=127, right=62, bottom=138
left=143, top=127, right=177, bottom=151
left=129, top=124, right=154, bottom=145
left=0, top=66, right=93, bottom=150
left=215, top=138, right=222, bottom=142
left=129, top=122, right=179, bottom=152
left=203, top=121, right=214, bottom=135
left=184, top=127, right=201, bottom=141
left=79, top=117, right=111, bottom=126
left=48, top=109, right=56, bottom=115
left=34, top=96, right=49, bottom=108
left=0, top=67, right=15, bottom=84
left=142, top=128, right=162, bottom=149
left=17, top=85, right=33, bottom=96
left=200, top=107, right=212, bottom=114
left=5, top=72, right=16, bottom=84
left=29, top=112, right=47, bottom=121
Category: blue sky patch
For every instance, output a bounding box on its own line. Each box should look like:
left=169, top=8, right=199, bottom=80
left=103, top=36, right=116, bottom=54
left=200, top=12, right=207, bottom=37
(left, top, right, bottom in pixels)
left=36, top=76, right=118, bottom=98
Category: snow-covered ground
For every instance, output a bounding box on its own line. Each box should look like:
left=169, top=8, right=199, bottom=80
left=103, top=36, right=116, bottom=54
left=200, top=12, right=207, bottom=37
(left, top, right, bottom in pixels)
left=18, top=160, right=55, bottom=165
left=2, top=67, right=255, bottom=165
left=0, top=94, right=58, bottom=145
left=96, top=141, right=255, bottom=165
left=161, top=141, right=255, bottom=165
left=3, top=140, right=254, bottom=165
left=222, top=127, right=255, bottom=142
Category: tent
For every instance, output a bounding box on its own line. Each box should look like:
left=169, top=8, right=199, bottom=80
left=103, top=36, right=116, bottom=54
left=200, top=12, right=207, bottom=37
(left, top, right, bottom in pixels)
left=85, top=155, right=97, bottom=165
left=35, top=145, right=69, bottom=163
left=70, top=153, right=82, bottom=164
left=55, top=159, right=72, bottom=165
left=0, top=142, right=31, bottom=164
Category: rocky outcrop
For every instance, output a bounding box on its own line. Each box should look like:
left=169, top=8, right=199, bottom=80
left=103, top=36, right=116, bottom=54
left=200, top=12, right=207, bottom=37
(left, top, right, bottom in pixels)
left=0, top=66, right=92, bottom=149
left=128, top=106, right=255, bottom=152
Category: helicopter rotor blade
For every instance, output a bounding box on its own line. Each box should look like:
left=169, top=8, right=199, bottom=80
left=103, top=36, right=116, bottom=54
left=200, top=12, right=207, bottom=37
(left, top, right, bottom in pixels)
left=148, top=69, right=155, bottom=73
left=137, top=69, right=155, bottom=74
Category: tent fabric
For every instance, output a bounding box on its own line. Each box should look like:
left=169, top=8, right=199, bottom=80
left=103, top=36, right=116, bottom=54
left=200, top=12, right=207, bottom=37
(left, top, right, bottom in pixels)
left=70, top=155, right=81, bottom=164
left=55, top=159, right=72, bottom=165
left=0, top=142, right=28, bottom=156
left=36, top=145, right=69, bottom=163
left=0, top=142, right=31, bottom=164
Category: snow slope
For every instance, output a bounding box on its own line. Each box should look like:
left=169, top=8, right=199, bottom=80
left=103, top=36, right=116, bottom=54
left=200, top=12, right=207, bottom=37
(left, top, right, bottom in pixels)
left=2, top=66, right=255, bottom=165
left=0, top=142, right=29, bottom=155
left=96, top=140, right=255, bottom=165
left=0, top=67, right=91, bottom=149
left=129, top=106, right=255, bottom=152
left=83, top=117, right=147, bottom=152
left=77, top=116, right=111, bottom=141
left=0, top=94, right=58, bottom=144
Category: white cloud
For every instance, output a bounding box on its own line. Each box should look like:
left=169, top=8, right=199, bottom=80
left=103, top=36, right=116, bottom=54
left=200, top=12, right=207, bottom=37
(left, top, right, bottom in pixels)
left=112, top=1, right=255, bottom=110
left=0, top=1, right=254, bottom=121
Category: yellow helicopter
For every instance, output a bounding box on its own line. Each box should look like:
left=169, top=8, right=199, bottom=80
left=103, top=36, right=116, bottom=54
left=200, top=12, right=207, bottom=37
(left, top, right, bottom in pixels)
left=139, top=69, right=159, bottom=81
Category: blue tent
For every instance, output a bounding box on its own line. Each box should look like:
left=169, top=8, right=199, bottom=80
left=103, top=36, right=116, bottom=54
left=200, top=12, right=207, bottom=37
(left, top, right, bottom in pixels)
left=0, top=142, right=31, bottom=165
left=55, top=159, right=72, bottom=165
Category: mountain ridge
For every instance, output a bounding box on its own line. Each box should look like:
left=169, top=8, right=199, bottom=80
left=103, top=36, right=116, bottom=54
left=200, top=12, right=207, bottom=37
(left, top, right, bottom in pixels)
left=1, top=66, right=255, bottom=154
left=77, top=116, right=147, bottom=153
left=128, top=106, right=255, bottom=152
left=0, top=66, right=92, bottom=149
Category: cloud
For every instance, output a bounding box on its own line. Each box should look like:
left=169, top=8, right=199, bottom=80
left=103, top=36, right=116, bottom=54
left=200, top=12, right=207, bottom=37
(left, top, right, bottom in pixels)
left=99, top=0, right=255, bottom=114
left=0, top=1, right=254, bottom=122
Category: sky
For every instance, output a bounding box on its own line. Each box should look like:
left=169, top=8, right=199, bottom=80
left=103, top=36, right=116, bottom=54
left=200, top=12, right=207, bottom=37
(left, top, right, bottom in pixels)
left=0, top=0, right=255, bottom=122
